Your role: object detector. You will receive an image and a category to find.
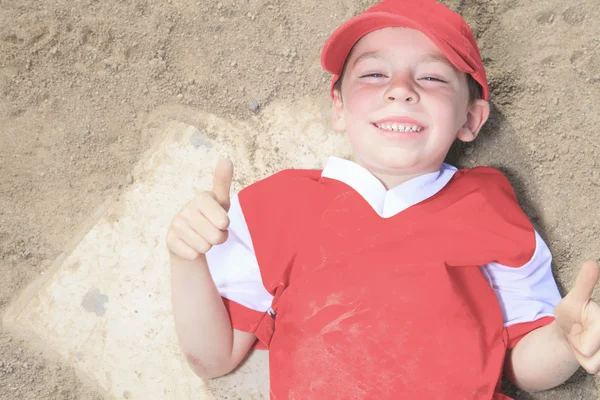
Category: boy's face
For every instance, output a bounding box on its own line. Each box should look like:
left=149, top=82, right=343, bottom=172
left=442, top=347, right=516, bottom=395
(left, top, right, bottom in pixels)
left=332, top=27, right=489, bottom=177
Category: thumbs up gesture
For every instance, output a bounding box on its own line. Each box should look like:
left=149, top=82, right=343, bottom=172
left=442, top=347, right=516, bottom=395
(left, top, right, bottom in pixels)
left=166, top=159, right=234, bottom=261
left=554, top=260, right=600, bottom=374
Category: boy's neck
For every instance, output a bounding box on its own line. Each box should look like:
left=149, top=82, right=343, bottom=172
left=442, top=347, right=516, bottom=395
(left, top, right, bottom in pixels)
left=356, top=160, right=443, bottom=190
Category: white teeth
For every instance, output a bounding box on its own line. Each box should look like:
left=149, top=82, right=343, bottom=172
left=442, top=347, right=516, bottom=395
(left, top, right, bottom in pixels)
left=376, top=123, right=422, bottom=133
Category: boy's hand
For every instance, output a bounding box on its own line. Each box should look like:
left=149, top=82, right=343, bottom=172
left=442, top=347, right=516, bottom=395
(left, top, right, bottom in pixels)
left=166, top=159, right=233, bottom=261
left=555, top=260, right=600, bottom=374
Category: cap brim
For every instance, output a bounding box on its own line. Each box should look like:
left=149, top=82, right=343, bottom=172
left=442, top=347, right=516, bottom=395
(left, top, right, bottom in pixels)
left=321, top=12, right=475, bottom=77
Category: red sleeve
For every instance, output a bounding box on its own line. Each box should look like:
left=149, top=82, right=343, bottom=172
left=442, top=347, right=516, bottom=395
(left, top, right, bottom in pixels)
left=505, top=316, right=555, bottom=349
left=222, top=298, right=275, bottom=350
left=222, top=298, right=265, bottom=332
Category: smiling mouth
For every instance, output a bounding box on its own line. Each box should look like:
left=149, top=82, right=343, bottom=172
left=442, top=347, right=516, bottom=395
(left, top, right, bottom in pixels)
left=373, top=123, right=423, bottom=133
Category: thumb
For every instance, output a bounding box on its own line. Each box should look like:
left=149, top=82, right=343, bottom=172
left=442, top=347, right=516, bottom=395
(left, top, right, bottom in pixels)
left=211, top=158, right=233, bottom=210
left=568, top=260, right=599, bottom=307
left=557, top=260, right=599, bottom=333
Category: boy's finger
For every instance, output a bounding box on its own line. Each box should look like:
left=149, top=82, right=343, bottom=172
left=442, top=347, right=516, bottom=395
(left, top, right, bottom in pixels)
left=187, top=211, right=229, bottom=246
left=177, top=223, right=212, bottom=255
left=568, top=334, right=600, bottom=375
left=212, top=158, right=233, bottom=210
left=569, top=301, right=600, bottom=358
left=193, top=194, right=230, bottom=230
left=167, top=232, right=200, bottom=261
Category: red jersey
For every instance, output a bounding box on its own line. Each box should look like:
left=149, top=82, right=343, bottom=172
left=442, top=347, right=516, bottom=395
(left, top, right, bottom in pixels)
left=207, top=159, right=561, bottom=399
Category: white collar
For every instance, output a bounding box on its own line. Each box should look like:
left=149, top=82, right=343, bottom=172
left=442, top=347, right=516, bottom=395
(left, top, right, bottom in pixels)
left=321, top=157, right=458, bottom=218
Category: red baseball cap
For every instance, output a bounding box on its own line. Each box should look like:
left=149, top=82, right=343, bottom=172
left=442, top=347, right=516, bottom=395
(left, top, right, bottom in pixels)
left=321, top=0, right=489, bottom=100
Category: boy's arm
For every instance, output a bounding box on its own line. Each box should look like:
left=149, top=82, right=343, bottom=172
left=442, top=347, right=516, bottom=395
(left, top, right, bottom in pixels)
left=171, top=254, right=256, bottom=379
left=168, top=159, right=256, bottom=379
left=506, top=260, right=600, bottom=392
left=505, top=320, right=578, bottom=392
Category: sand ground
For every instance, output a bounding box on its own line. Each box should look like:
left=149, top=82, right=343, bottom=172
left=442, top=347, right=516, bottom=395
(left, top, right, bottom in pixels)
left=1, top=0, right=599, bottom=398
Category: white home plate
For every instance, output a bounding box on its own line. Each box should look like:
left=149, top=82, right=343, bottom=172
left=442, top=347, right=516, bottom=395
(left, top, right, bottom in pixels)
left=3, top=100, right=351, bottom=400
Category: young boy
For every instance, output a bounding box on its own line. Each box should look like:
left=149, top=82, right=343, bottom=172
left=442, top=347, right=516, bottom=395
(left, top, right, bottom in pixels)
left=167, top=0, right=600, bottom=399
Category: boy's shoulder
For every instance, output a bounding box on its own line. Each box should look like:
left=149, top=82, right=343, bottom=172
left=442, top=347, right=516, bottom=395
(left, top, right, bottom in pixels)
left=237, top=168, right=326, bottom=225
left=453, top=165, right=521, bottom=205
left=265, top=168, right=323, bottom=180
left=456, top=166, right=515, bottom=189
left=239, top=168, right=323, bottom=203
left=456, top=165, right=509, bottom=180
left=243, top=168, right=323, bottom=191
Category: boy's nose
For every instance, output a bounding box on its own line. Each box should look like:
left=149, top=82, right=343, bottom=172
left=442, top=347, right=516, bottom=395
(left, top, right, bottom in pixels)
left=385, top=78, right=419, bottom=104
left=387, top=94, right=417, bottom=103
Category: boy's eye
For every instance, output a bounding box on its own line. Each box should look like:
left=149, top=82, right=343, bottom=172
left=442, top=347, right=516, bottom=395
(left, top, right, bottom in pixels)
left=420, top=76, right=447, bottom=83
left=360, top=73, right=386, bottom=78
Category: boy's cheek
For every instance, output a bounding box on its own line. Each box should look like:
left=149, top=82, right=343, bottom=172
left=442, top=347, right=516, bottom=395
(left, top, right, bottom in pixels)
left=343, top=92, right=377, bottom=115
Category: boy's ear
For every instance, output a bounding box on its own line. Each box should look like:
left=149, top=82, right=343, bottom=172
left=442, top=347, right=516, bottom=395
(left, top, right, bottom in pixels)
left=457, top=99, right=490, bottom=143
left=331, top=89, right=346, bottom=133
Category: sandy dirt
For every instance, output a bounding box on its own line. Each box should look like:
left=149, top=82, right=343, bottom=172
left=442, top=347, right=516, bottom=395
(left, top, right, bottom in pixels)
left=1, top=0, right=599, bottom=399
